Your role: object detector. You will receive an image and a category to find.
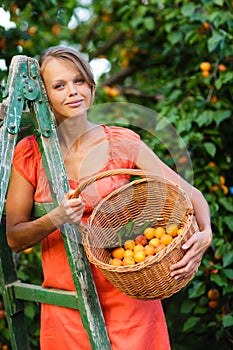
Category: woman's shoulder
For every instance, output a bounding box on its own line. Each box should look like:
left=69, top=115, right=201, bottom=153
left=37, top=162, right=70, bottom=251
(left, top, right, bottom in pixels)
left=14, top=135, right=39, bottom=161
left=16, top=134, right=37, bottom=148
left=103, top=125, right=141, bottom=142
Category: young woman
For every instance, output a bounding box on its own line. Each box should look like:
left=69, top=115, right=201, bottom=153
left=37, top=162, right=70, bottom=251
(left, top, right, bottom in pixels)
left=6, top=46, right=212, bottom=350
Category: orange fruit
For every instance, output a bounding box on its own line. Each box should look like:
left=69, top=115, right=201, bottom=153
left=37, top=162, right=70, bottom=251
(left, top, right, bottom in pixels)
left=123, top=256, right=135, bottom=266
left=218, top=64, right=227, bottom=71
left=202, top=70, right=210, bottom=77
left=214, top=251, right=222, bottom=261
left=208, top=300, right=218, bottom=309
left=221, top=185, right=229, bottom=195
left=149, top=238, right=160, bottom=248
left=109, top=87, right=120, bottom=97
left=210, top=185, right=219, bottom=192
left=166, top=224, right=179, bottom=237
left=208, top=161, right=217, bottom=168
left=124, top=249, right=134, bottom=258
left=219, top=175, right=225, bottom=185
left=200, top=62, right=211, bottom=71
left=207, top=289, right=220, bottom=300
left=28, top=26, right=37, bottom=35
left=144, top=227, right=156, bottom=240
left=177, top=227, right=184, bottom=235
left=154, top=244, right=166, bottom=253
left=23, top=247, right=33, bottom=254
left=110, top=258, right=123, bottom=266
left=154, top=226, right=166, bottom=239
left=51, top=24, right=61, bottom=35
left=134, top=250, right=146, bottom=263
left=135, top=234, right=147, bottom=246
left=134, top=244, right=145, bottom=253
left=211, top=96, right=218, bottom=103
left=124, top=239, right=135, bottom=251
left=111, top=247, right=125, bottom=259
left=160, top=234, right=173, bottom=246
left=203, top=21, right=210, bottom=30
left=144, top=244, right=155, bottom=256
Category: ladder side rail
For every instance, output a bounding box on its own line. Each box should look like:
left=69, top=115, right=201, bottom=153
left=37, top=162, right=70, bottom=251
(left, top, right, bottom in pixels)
left=0, top=56, right=26, bottom=218
left=0, top=221, right=31, bottom=349
left=0, top=56, right=32, bottom=350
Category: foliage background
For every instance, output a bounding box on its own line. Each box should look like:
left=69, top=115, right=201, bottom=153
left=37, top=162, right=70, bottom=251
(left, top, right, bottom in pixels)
left=0, top=0, right=233, bottom=349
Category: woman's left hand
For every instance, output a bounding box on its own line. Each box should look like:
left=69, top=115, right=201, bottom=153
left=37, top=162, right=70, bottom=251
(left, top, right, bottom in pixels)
left=169, top=229, right=212, bottom=279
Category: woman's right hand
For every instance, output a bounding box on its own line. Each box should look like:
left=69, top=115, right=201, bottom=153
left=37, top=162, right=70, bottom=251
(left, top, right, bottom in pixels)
left=50, top=190, right=85, bottom=228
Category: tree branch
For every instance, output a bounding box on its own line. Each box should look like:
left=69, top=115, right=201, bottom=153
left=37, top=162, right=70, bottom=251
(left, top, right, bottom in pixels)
left=89, top=31, right=124, bottom=60
left=81, top=15, right=100, bottom=52
left=121, top=87, right=164, bottom=102
left=100, top=65, right=138, bottom=86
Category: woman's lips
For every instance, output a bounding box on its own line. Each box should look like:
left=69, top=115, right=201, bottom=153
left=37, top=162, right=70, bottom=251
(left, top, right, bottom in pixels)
left=66, top=100, right=83, bottom=107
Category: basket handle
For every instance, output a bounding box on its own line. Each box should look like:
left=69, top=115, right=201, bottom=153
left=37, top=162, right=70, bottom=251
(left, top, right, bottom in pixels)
left=72, top=168, right=162, bottom=198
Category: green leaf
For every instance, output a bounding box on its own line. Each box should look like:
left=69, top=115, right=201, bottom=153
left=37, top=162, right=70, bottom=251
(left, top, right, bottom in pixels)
left=223, top=269, right=233, bottom=279
left=208, top=31, right=224, bottom=52
left=204, top=142, right=216, bottom=157
left=135, top=220, right=154, bottom=235
left=219, top=198, right=233, bottom=212
left=188, top=281, right=206, bottom=299
left=223, top=283, right=233, bottom=295
left=214, top=110, right=231, bottom=126
left=24, top=303, right=36, bottom=320
left=213, top=0, right=224, bottom=5
left=183, top=316, right=200, bottom=332
left=222, top=315, right=233, bottom=328
left=210, top=273, right=228, bottom=287
left=195, top=110, right=214, bottom=127
left=194, top=306, right=207, bottom=314
left=215, top=72, right=233, bottom=89
left=168, top=32, right=182, bottom=45
left=223, top=216, right=233, bottom=230
left=116, top=220, right=135, bottom=245
left=180, top=299, right=196, bottom=314
left=144, top=17, right=155, bottom=31
left=223, top=251, right=233, bottom=268
left=181, top=3, right=196, bottom=17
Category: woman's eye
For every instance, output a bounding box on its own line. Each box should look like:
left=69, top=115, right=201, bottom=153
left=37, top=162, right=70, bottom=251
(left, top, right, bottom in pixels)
left=75, top=78, right=85, bottom=84
left=54, top=83, right=64, bottom=89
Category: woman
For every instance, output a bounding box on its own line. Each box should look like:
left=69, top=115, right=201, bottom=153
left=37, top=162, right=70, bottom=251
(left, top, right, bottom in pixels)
left=6, top=46, right=212, bottom=350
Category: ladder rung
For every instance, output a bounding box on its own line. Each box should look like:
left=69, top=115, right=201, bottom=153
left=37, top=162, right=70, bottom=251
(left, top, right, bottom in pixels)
left=12, top=281, right=79, bottom=309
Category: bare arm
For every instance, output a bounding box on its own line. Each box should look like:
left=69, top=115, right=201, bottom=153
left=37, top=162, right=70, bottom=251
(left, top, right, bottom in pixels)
left=6, top=167, right=84, bottom=253
left=136, top=142, right=212, bottom=279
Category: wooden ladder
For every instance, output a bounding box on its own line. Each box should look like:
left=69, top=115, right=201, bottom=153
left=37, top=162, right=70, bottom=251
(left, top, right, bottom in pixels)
left=0, top=55, right=111, bottom=349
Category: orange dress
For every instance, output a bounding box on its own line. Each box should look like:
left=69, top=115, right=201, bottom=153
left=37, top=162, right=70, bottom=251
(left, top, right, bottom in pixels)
left=13, top=125, right=171, bottom=350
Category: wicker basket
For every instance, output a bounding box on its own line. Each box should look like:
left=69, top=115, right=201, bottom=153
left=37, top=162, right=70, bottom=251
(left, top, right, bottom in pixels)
left=73, top=169, right=198, bottom=300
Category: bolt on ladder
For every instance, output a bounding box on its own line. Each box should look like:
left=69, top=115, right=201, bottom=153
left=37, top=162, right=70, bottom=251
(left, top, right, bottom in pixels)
left=0, top=55, right=111, bottom=350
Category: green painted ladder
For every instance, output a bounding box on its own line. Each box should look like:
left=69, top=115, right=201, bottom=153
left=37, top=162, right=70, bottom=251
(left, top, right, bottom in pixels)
left=0, top=55, right=111, bottom=349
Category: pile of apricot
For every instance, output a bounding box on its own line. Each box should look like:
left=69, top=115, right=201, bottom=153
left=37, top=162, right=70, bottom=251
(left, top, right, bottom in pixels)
left=110, top=224, right=184, bottom=266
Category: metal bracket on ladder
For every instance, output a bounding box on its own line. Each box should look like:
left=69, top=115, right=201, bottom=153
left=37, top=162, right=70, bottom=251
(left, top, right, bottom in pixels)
left=0, top=55, right=111, bottom=349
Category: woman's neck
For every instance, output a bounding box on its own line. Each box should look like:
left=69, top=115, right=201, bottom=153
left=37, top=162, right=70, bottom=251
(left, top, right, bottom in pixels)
left=56, top=116, right=96, bottom=150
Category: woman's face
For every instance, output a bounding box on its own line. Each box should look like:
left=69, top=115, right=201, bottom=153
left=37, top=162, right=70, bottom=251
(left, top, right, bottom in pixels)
left=41, top=57, right=92, bottom=124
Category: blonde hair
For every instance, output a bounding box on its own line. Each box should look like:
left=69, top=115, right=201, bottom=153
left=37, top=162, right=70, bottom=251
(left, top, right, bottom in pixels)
left=39, top=45, right=96, bottom=102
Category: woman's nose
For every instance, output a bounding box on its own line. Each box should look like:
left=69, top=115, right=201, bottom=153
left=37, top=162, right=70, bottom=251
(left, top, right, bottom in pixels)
left=67, top=82, right=78, bottom=96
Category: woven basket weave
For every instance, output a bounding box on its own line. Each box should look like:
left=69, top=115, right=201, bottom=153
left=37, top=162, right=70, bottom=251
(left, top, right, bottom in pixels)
left=73, top=169, right=198, bottom=300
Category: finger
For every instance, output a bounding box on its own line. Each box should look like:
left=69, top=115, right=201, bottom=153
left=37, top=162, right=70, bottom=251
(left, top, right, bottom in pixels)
left=182, top=232, right=199, bottom=250
left=68, top=196, right=83, bottom=207
left=171, top=258, right=201, bottom=279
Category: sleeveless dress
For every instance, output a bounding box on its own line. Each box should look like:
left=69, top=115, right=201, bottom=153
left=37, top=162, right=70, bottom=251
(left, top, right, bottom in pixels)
left=13, top=125, right=171, bottom=350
